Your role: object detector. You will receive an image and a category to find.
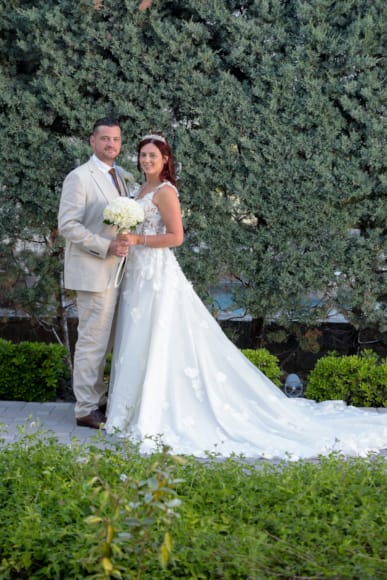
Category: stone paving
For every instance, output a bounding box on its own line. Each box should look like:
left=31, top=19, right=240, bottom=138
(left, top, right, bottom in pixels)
left=0, top=400, right=101, bottom=445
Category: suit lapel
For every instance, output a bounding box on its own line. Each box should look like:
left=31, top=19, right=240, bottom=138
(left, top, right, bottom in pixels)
left=87, top=159, right=119, bottom=202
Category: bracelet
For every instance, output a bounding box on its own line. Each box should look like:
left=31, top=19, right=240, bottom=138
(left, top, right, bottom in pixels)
left=143, top=235, right=147, bottom=246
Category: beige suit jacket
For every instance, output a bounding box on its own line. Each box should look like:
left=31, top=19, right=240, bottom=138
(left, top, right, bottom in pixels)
left=58, top=157, right=132, bottom=292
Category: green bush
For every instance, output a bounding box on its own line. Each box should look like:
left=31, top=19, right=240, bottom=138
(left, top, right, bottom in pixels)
left=0, top=339, right=70, bottom=402
left=241, top=348, right=282, bottom=387
left=305, top=349, right=387, bottom=407
left=0, top=433, right=385, bottom=579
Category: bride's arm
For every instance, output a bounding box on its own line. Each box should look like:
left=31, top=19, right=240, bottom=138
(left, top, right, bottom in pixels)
left=153, top=185, right=184, bottom=247
left=124, top=184, right=184, bottom=248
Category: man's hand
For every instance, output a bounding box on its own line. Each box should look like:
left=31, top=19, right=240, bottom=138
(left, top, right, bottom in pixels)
left=108, top=239, right=129, bottom=257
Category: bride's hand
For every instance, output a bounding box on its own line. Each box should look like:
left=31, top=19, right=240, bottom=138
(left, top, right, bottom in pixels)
left=118, top=233, right=143, bottom=246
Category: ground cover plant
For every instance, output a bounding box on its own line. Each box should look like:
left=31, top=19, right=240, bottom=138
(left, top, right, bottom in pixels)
left=0, top=428, right=385, bottom=579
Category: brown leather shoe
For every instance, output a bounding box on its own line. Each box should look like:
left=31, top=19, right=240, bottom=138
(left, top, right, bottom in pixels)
left=76, top=409, right=107, bottom=429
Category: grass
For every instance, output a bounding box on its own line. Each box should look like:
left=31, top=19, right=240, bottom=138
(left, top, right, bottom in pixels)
left=0, top=428, right=385, bottom=579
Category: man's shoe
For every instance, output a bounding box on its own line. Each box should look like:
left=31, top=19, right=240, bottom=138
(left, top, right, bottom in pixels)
left=99, top=402, right=107, bottom=415
left=76, top=409, right=106, bottom=429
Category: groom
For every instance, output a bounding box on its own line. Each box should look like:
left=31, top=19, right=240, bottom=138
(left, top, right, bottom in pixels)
left=58, top=117, right=133, bottom=428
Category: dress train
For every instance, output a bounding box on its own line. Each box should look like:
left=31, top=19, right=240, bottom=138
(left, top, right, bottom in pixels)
left=105, top=187, right=387, bottom=459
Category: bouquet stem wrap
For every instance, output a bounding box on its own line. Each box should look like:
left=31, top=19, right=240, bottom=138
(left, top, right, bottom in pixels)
left=114, top=255, right=127, bottom=288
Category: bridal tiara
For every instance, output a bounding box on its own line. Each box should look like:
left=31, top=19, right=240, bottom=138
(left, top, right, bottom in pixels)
left=141, top=133, right=166, bottom=143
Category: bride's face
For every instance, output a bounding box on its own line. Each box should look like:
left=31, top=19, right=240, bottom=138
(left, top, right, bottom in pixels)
left=139, top=143, right=168, bottom=179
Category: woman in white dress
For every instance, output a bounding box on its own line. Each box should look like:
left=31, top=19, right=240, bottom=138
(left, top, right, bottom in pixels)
left=105, top=133, right=386, bottom=460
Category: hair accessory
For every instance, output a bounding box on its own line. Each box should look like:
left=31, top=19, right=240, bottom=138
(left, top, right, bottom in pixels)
left=141, top=133, right=166, bottom=143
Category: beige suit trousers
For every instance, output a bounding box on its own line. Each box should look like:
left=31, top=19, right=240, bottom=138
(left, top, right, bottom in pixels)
left=73, top=286, right=120, bottom=418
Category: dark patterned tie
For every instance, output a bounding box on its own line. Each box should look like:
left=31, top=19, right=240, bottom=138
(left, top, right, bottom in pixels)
left=109, top=167, right=121, bottom=195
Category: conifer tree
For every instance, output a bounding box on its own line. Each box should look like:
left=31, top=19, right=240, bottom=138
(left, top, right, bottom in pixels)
left=0, top=0, right=385, bottom=350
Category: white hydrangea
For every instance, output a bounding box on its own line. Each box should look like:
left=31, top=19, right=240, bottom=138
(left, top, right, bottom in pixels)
left=103, top=197, right=144, bottom=232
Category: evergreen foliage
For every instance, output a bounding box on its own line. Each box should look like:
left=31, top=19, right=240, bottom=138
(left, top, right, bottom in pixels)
left=0, top=0, right=385, bottom=345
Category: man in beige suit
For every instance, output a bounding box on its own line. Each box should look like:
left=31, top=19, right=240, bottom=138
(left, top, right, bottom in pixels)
left=58, top=117, right=132, bottom=428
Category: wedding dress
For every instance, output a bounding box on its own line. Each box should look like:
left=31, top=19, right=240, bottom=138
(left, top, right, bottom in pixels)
left=105, top=183, right=387, bottom=460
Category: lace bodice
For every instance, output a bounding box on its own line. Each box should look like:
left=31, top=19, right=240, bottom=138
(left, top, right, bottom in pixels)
left=135, top=182, right=178, bottom=236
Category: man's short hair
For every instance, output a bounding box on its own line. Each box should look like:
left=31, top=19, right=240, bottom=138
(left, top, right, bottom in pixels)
left=92, top=117, right=121, bottom=133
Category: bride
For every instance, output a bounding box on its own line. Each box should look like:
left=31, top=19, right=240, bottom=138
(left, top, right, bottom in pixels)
left=104, top=133, right=386, bottom=460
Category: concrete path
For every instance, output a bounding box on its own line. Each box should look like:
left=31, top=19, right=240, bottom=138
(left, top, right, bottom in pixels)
left=0, top=400, right=101, bottom=445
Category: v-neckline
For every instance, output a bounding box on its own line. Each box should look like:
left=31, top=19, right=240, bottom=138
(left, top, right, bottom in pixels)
left=137, top=182, right=163, bottom=201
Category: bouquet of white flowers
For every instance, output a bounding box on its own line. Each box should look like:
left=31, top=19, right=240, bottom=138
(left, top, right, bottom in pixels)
left=103, top=197, right=144, bottom=233
left=103, top=197, right=145, bottom=287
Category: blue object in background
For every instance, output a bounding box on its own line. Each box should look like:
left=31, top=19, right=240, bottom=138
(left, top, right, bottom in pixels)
left=284, top=373, right=304, bottom=397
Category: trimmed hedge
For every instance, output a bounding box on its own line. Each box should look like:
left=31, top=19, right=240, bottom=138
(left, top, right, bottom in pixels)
left=241, top=348, right=282, bottom=387
left=305, top=349, right=387, bottom=407
left=0, top=339, right=70, bottom=402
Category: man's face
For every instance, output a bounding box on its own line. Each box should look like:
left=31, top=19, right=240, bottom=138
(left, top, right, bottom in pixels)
left=90, top=125, right=122, bottom=165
